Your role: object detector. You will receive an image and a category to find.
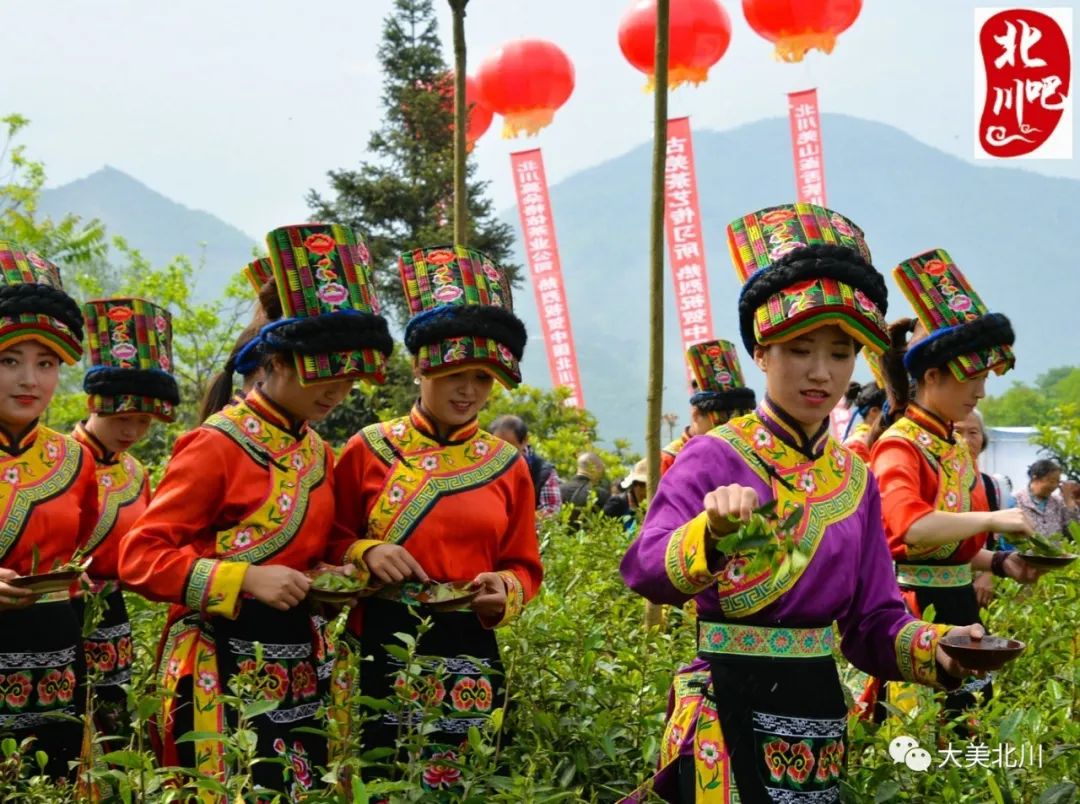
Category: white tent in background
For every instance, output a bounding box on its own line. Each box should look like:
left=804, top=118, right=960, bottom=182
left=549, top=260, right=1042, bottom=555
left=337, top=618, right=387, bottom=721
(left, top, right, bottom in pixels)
left=983, top=427, right=1042, bottom=492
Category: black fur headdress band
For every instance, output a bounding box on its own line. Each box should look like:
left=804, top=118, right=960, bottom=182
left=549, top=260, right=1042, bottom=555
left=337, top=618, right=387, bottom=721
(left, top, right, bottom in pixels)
left=903, top=312, right=1015, bottom=379
left=84, top=367, right=180, bottom=405
left=261, top=311, right=394, bottom=358
left=0, top=283, right=84, bottom=341
left=691, top=387, right=757, bottom=414
left=404, top=305, right=528, bottom=359
left=737, top=244, right=888, bottom=353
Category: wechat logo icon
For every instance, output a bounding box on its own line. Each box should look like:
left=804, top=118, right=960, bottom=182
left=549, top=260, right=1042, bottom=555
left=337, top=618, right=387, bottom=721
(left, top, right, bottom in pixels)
left=889, top=735, right=933, bottom=772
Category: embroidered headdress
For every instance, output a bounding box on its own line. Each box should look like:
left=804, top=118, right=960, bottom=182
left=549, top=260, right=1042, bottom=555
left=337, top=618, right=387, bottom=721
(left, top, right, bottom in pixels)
left=242, top=257, right=274, bottom=294
left=399, top=245, right=527, bottom=388
left=727, top=203, right=888, bottom=355
left=238, top=224, right=393, bottom=385
left=83, top=297, right=179, bottom=421
left=894, top=248, right=1015, bottom=381
left=0, top=241, right=84, bottom=363
left=685, top=339, right=756, bottom=413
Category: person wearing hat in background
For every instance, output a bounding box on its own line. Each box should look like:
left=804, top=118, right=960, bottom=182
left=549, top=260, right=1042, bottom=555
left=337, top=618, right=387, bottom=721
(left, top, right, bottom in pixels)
left=868, top=248, right=1040, bottom=726
left=621, top=204, right=990, bottom=803
left=71, top=297, right=178, bottom=742
left=0, top=242, right=99, bottom=780
left=560, top=452, right=611, bottom=522
left=197, top=257, right=275, bottom=421
left=119, top=224, right=393, bottom=796
left=603, top=458, right=648, bottom=531
left=331, top=245, right=543, bottom=790
left=490, top=414, right=562, bottom=518
left=661, top=340, right=756, bottom=476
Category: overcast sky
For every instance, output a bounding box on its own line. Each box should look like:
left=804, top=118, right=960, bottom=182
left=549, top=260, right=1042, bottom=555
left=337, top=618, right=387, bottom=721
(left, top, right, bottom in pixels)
left=4, top=0, right=1076, bottom=239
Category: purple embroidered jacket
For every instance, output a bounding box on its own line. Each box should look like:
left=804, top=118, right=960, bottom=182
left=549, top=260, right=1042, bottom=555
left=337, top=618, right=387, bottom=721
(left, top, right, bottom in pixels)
left=620, top=403, right=949, bottom=683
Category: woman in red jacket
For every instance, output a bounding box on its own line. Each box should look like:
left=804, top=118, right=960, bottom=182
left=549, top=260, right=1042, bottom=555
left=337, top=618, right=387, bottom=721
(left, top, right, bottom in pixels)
left=333, top=246, right=543, bottom=793
left=0, top=242, right=99, bottom=779
left=870, top=248, right=1040, bottom=722
left=72, top=297, right=178, bottom=739
left=119, top=224, right=392, bottom=796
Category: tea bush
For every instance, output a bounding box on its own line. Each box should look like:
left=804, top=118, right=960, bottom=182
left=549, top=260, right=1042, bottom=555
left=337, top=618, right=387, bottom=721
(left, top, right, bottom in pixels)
left=1, top=511, right=1076, bottom=802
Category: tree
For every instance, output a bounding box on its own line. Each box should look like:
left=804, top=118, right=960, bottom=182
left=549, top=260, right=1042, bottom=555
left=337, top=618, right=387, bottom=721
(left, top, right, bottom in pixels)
left=1035, top=403, right=1080, bottom=482
left=982, top=365, right=1080, bottom=426
left=0, top=114, right=106, bottom=266
left=307, top=0, right=517, bottom=325
left=480, top=384, right=640, bottom=487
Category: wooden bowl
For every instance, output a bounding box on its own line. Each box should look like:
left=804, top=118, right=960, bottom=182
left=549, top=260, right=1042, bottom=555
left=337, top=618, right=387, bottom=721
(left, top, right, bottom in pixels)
left=939, top=634, right=1026, bottom=672
left=8, top=570, right=80, bottom=596
left=1017, top=552, right=1078, bottom=569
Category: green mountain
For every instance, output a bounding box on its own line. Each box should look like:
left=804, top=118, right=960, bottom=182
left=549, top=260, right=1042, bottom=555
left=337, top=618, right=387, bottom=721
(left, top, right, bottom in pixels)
left=504, top=113, right=1079, bottom=446
left=37, top=117, right=1077, bottom=449
left=39, top=166, right=257, bottom=299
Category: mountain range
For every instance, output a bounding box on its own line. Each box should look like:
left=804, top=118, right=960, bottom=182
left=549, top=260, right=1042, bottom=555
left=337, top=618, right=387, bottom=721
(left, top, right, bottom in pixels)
left=41, top=115, right=1080, bottom=447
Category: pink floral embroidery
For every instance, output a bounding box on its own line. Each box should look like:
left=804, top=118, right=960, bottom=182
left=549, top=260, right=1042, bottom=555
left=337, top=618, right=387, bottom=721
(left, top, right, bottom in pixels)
left=243, top=416, right=262, bottom=435
left=753, top=427, right=774, bottom=449
left=196, top=671, right=218, bottom=694
left=697, top=739, right=721, bottom=770
left=3, top=467, right=19, bottom=484
left=388, top=484, right=406, bottom=504
left=317, top=283, right=348, bottom=306
left=232, top=528, right=253, bottom=549
left=277, top=493, right=293, bottom=513
left=422, top=750, right=462, bottom=789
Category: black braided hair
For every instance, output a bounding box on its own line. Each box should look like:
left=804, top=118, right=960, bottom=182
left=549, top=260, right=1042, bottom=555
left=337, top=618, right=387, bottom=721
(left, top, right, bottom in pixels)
left=904, top=313, right=1014, bottom=381
left=84, top=367, right=180, bottom=405
left=737, top=244, right=888, bottom=353
left=870, top=318, right=918, bottom=445
left=855, top=381, right=886, bottom=411
left=692, top=387, right=757, bottom=414
left=0, top=284, right=84, bottom=341
left=404, top=305, right=527, bottom=359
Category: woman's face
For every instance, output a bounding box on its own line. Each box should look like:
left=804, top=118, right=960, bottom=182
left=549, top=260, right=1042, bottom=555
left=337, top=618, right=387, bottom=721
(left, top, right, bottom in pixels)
left=921, top=367, right=987, bottom=425
left=264, top=356, right=353, bottom=423
left=754, top=326, right=856, bottom=436
left=419, top=368, right=495, bottom=428
left=953, top=412, right=985, bottom=456
left=1030, top=468, right=1061, bottom=499
left=88, top=412, right=154, bottom=454
left=0, top=342, right=61, bottom=431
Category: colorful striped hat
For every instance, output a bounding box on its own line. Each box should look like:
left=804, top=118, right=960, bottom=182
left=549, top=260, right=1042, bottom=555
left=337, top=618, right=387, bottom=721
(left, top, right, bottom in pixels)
left=243, top=257, right=274, bottom=294
left=0, top=241, right=83, bottom=363
left=255, top=223, right=393, bottom=386
left=727, top=203, right=888, bottom=356
left=83, top=297, right=179, bottom=421
left=894, top=248, right=1015, bottom=381
left=399, top=245, right=527, bottom=388
left=685, top=339, right=756, bottom=412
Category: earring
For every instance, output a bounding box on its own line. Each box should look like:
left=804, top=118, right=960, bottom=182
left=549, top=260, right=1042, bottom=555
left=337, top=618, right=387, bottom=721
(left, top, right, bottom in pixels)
left=413, top=378, right=421, bottom=386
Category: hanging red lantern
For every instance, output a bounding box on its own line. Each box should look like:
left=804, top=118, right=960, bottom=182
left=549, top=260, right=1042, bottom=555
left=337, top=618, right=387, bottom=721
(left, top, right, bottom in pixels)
left=618, top=0, right=732, bottom=90
left=742, top=0, right=862, bottom=62
left=476, top=39, right=575, bottom=138
left=436, top=73, right=494, bottom=150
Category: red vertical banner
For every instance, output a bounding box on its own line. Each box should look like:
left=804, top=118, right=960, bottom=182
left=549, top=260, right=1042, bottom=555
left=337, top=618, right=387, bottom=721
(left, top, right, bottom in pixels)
left=787, top=88, right=827, bottom=206
left=664, top=117, right=715, bottom=386
left=510, top=149, right=586, bottom=408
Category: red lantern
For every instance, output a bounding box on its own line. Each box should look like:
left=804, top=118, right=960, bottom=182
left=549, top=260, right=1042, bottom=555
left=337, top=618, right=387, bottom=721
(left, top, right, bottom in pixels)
left=476, top=39, right=575, bottom=138
left=742, top=0, right=862, bottom=62
left=618, top=0, right=732, bottom=90
left=437, top=74, right=494, bottom=150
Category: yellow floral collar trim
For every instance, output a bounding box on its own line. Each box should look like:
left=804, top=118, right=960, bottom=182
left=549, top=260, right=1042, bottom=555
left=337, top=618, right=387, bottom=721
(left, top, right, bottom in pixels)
left=0, top=419, right=40, bottom=456
left=410, top=404, right=479, bottom=445
left=758, top=397, right=830, bottom=460
left=704, top=411, right=866, bottom=617
left=247, top=388, right=306, bottom=439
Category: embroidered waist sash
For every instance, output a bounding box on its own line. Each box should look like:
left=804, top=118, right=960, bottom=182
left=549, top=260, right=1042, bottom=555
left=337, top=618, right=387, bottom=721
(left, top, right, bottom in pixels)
left=697, top=620, right=835, bottom=659
left=895, top=562, right=973, bottom=588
